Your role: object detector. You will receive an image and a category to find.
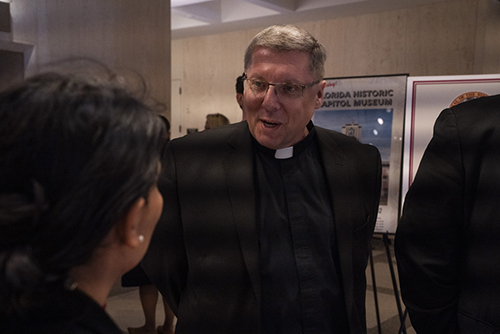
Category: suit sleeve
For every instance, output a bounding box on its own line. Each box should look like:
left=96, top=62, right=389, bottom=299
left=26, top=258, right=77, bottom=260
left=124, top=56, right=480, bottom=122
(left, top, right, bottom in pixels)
left=142, top=141, right=187, bottom=315
left=395, top=108, right=463, bottom=334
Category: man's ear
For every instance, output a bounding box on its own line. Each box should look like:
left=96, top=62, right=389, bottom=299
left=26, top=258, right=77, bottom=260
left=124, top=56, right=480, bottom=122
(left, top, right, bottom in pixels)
left=314, top=80, right=326, bottom=109
left=236, top=93, right=244, bottom=109
left=118, top=197, right=146, bottom=248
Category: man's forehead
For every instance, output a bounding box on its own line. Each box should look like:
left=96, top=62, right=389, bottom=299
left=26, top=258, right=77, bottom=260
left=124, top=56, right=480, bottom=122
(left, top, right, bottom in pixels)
left=249, top=47, right=309, bottom=61
left=246, top=48, right=311, bottom=75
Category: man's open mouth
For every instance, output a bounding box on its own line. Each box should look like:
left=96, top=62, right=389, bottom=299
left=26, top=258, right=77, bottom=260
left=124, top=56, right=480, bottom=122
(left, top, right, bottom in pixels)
left=262, top=120, right=279, bottom=128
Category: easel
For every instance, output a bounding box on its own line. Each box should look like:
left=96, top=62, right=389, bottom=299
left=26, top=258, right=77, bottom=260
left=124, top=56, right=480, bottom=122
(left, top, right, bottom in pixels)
left=369, top=232, right=407, bottom=333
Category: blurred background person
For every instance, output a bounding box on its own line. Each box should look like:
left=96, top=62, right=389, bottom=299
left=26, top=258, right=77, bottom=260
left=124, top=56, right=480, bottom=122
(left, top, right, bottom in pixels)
left=204, top=113, right=230, bottom=130
left=0, top=72, right=165, bottom=334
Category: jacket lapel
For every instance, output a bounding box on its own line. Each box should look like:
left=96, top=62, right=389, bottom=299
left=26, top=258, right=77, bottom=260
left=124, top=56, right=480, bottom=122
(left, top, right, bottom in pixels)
left=315, top=127, right=355, bottom=316
left=223, top=122, right=261, bottom=305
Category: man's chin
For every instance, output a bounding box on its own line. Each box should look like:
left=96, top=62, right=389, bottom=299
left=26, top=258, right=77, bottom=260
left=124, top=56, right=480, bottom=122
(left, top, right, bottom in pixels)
left=254, top=135, right=283, bottom=150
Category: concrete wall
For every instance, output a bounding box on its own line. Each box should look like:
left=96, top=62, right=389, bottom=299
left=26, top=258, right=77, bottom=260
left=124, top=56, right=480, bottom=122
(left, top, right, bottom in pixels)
left=2, top=0, right=171, bottom=116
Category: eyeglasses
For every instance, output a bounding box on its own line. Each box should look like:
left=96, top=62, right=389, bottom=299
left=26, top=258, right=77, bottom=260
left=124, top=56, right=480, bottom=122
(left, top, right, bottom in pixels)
left=242, top=73, right=320, bottom=102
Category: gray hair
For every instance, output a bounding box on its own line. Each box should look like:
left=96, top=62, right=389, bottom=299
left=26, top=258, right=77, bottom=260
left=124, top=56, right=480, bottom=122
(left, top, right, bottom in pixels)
left=244, top=25, right=327, bottom=80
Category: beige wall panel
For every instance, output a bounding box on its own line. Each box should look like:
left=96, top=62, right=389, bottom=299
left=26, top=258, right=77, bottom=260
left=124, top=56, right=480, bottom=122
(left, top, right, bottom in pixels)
left=9, top=0, right=171, bottom=116
left=474, top=0, right=500, bottom=74
left=172, top=39, right=183, bottom=81
left=180, top=29, right=259, bottom=130
left=301, top=10, right=407, bottom=78
left=403, top=0, right=477, bottom=76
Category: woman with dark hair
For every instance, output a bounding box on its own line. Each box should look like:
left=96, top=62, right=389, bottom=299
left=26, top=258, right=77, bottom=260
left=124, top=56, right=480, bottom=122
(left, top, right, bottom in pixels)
left=0, top=72, right=166, bottom=334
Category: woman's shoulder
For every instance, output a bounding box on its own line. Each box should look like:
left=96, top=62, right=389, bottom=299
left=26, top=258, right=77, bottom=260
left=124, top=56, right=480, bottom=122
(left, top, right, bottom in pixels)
left=0, top=288, right=122, bottom=334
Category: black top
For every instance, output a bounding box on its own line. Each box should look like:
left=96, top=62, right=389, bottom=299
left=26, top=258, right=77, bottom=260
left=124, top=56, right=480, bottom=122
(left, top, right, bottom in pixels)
left=254, top=123, right=349, bottom=334
left=0, top=286, right=122, bottom=334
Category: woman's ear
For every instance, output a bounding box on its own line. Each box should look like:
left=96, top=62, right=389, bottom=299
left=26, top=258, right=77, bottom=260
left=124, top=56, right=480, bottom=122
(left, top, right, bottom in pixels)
left=118, top=197, right=146, bottom=248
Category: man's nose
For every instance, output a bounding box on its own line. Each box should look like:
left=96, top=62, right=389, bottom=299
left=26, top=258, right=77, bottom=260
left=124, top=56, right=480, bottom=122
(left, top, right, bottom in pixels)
left=261, top=85, right=280, bottom=109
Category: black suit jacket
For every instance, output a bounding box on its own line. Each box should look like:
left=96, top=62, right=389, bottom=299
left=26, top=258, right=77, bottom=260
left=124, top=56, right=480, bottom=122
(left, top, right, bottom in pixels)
left=395, top=94, right=500, bottom=333
left=143, top=121, right=381, bottom=333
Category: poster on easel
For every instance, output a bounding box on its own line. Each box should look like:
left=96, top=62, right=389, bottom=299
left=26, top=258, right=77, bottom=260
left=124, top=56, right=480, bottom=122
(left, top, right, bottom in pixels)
left=313, top=74, right=407, bottom=234
left=402, top=74, right=500, bottom=209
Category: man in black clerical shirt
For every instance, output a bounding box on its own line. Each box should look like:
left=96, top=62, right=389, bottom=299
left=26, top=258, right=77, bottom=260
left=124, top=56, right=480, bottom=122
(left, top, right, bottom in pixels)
left=143, top=24, right=382, bottom=334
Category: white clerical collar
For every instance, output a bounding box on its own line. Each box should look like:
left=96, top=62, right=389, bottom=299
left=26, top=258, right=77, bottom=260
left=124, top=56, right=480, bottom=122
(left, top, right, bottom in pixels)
left=274, top=146, right=293, bottom=159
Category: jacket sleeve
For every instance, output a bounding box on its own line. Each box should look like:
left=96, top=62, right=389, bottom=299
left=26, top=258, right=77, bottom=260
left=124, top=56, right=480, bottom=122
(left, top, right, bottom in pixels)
left=142, top=141, right=187, bottom=315
left=395, top=108, right=463, bottom=334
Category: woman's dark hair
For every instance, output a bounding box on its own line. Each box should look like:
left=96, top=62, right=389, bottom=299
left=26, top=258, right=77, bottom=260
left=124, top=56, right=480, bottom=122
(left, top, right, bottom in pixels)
left=0, top=72, right=166, bottom=314
left=159, top=115, right=170, bottom=133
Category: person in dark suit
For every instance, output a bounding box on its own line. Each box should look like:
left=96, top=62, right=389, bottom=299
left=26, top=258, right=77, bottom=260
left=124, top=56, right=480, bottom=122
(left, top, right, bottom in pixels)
left=143, top=24, right=381, bottom=334
left=395, top=94, right=500, bottom=333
